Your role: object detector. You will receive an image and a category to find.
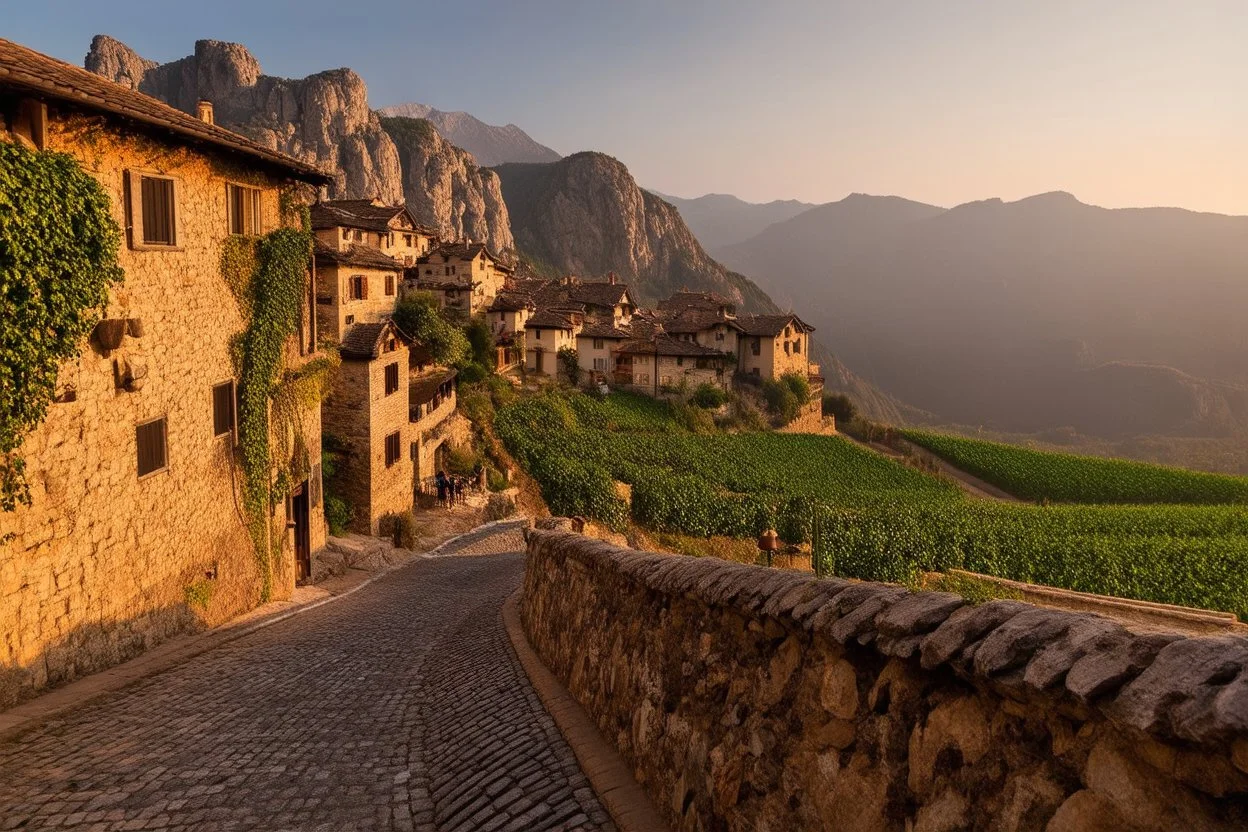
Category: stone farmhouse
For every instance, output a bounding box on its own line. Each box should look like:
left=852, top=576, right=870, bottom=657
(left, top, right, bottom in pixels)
left=311, top=199, right=436, bottom=266
left=407, top=241, right=513, bottom=317
left=0, top=38, right=333, bottom=706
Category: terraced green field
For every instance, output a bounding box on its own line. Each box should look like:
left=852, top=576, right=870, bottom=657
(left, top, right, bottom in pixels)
left=902, top=429, right=1248, bottom=504
left=498, top=390, right=1248, bottom=618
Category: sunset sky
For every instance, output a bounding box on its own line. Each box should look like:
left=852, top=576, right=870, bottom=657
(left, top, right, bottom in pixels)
left=7, top=0, right=1246, bottom=213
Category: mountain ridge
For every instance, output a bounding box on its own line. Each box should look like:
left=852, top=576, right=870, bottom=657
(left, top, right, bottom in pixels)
left=378, top=102, right=560, bottom=167
left=715, top=191, right=1248, bottom=437
left=652, top=191, right=816, bottom=250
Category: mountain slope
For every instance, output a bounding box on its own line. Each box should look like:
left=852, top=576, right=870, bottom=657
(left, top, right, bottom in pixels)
left=378, top=102, right=560, bottom=166
left=653, top=192, right=815, bottom=250
left=84, top=35, right=511, bottom=250
left=717, top=192, right=1248, bottom=437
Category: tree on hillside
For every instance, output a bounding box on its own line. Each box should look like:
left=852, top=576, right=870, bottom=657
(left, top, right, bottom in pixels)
left=823, top=393, right=857, bottom=424
left=393, top=292, right=470, bottom=367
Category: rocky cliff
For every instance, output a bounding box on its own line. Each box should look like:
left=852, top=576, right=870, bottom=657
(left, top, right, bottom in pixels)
left=378, top=102, right=560, bottom=167
left=84, top=35, right=511, bottom=250
left=380, top=117, right=513, bottom=253
left=493, top=152, right=776, bottom=311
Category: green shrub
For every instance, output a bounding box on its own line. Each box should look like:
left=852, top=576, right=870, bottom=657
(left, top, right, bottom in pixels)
left=780, top=371, right=811, bottom=405
left=484, top=493, right=517, bottom=521
left=762, top=380, right=800, bottom=424
left=691, top=383, right=728, bottom=409
left=557, top=346, right=580, bottom=385
left=458, top=388, right=495, bottom=426
left=325, top=494, right=352, bottom=537
left=445, top=444, right=483, bottom=477
left=457, top=362, right=489, bottom=386
left=463, top=317, right=495, bottom=368
left=823, top=393, right=857, bottom=424
left=381, top=511, right=420, bottom=549
left=487, top=466, right=509, bottom=491
left=393, top=292, right=469, bottom=366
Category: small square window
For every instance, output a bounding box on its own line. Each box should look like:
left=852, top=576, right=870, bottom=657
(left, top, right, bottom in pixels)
left=136, top=417, right=168, bottom=477
left=384, top=431, right=401, bottom=467
left=212, top=381, right=235, bottom=438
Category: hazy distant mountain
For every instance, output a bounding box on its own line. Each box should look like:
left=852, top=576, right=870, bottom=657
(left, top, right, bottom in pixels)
left=716, top=192, right=1248, bottom=438
left=653, top=192, right=815, bottom=250
left=378, top=102, right=560, bottom=167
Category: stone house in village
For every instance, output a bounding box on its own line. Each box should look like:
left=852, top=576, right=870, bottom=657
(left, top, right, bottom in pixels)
left=736, top=313, right=818, bottom=381
left=0, top=39, right=332, bottom=706
left=312, top=200, right=465, bottom=530
left=321, top=320, right=416, bottom=534
left=409, top=241, right=513, bottom=316
left=524, top=309, right=583, bottom=376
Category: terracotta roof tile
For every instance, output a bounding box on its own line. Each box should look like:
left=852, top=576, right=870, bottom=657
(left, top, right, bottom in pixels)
left=736, top=314, right=815, bottom=336
left=339, top=320, right=408, bottom=360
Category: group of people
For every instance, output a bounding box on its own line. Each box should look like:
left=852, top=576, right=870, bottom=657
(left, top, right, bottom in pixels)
left=434, top=470, right=470, bottom=508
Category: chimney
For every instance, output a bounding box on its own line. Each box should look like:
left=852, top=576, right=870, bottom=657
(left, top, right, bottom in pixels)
left=608, top=271, right=617, bottom=285
left=196, top=100, right=214, bottom=125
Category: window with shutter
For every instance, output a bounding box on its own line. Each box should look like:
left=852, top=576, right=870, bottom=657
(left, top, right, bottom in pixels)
left=212, top=381, right=235, bottom=437
left=226, top=183, right=262, bottom=235
left=349, top=275, right=365, bottom=300
left=384, top=431, right=401, bottom=467
left=385, top=275, right=395, bottom=296
left=384, top=363, right=399, bottom=395
left=140, top=176, right=176, bottom=245
left=136, top=418, right=168, bottom=477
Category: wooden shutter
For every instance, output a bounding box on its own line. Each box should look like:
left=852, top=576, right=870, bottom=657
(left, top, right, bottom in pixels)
left=385, top=432, right=400, bottom=467
left=126, top=170, right=144, bottom=248
left=212, top=381, right=235, bottom=437
left=136, top=418, right=167, bottom=476
left=385, top=363, right=399, bottom=395
left=361, top=275, right=369, bottom=300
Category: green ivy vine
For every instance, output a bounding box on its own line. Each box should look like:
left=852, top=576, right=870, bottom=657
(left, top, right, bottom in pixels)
left=233, top=227, right=313, bottom=599
left=0, top=141, right=124, bottom=512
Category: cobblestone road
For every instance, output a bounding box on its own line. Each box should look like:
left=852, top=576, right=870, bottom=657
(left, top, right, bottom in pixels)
left=0, top=525, right=614, bottom=832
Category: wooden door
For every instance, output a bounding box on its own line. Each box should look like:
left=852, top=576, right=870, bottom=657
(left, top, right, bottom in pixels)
left=292, top=483, right=311, bottom=581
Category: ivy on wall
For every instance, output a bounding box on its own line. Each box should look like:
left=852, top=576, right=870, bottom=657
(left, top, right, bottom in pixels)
left=0, top=141, right=124, bottom=512
left=233, top=227, right=313, bottom=599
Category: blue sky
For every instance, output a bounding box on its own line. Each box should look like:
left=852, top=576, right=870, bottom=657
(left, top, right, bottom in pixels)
left=6, top=0, right=1246, bottom=213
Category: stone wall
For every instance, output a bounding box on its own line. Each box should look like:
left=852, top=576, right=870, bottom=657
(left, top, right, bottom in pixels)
left=522, top=530, right=1248, bottom=832
left=0, top=113, right=321, bottom=707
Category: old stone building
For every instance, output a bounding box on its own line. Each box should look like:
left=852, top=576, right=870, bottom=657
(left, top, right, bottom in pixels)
left=0, top=38, right=332, bottom=707
left=313, top=239, right=405, bottom=342
left=736, top=313, right=816, bottom=381
left=410, top=241, right=513, bottom=316
left=408, top=367, right=459, bottom=483
left=321, top=320, right=415, bottom=534
left=311, top=198, right=436, bottom=266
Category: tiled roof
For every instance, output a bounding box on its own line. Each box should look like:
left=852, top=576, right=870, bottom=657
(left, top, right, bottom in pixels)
left=525, top=309, right=580, bottom=330
left=657, top=290, right=736, bottom=314
left=314, top=240, right=402, bottom=271
left=578, top=321, right=631, bottom=339
left=736, top=314, right=816, bottom=337
left=339, top=320, right=408, bottom=360
left=659, top=309, right=743, bottom=335
left=566, top=281, right=633, bottom=309
left=418, top=241, right=512, bottom=269
left=414, top=280, right=479, bottom=291
left=617, top=335, right=730, bottom=358
left=488, top=292, right=536, bottom=312
left=0, top=38, right=331, bottom=184
left=410, top=368, right=457, bottom=404
left=311, top=200, right=434, bottom=235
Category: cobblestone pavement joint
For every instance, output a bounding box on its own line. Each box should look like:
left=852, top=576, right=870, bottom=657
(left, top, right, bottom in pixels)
left=0, top=524, right=614, bottom=831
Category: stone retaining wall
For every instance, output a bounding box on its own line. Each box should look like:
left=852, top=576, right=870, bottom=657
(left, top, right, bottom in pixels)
left=521, top=529, right=1248, bottom=831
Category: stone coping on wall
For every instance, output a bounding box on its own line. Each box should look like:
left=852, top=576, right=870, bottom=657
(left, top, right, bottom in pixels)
left=524, top=528, right=1248, bottom=755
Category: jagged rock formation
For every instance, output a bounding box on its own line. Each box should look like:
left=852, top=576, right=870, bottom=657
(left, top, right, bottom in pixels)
left=378, top=102, right=560, bottom=166
left=83, top=35, right=511, bottom=250
left=380, top=117, right=513, bottom=254
left=493, top=152, right=777, bottom=311
left=86, top=35, right=401, bottom=202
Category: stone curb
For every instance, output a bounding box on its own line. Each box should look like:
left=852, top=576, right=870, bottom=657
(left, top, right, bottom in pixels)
left=0, top=519, right=531, bottom=744
left=501, top=588, right=670, bottom=832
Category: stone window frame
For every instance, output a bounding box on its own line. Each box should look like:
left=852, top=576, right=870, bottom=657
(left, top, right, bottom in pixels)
left=136, top=415, right=169, bottom=479
left=126, top=169, right=184, bottom=251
